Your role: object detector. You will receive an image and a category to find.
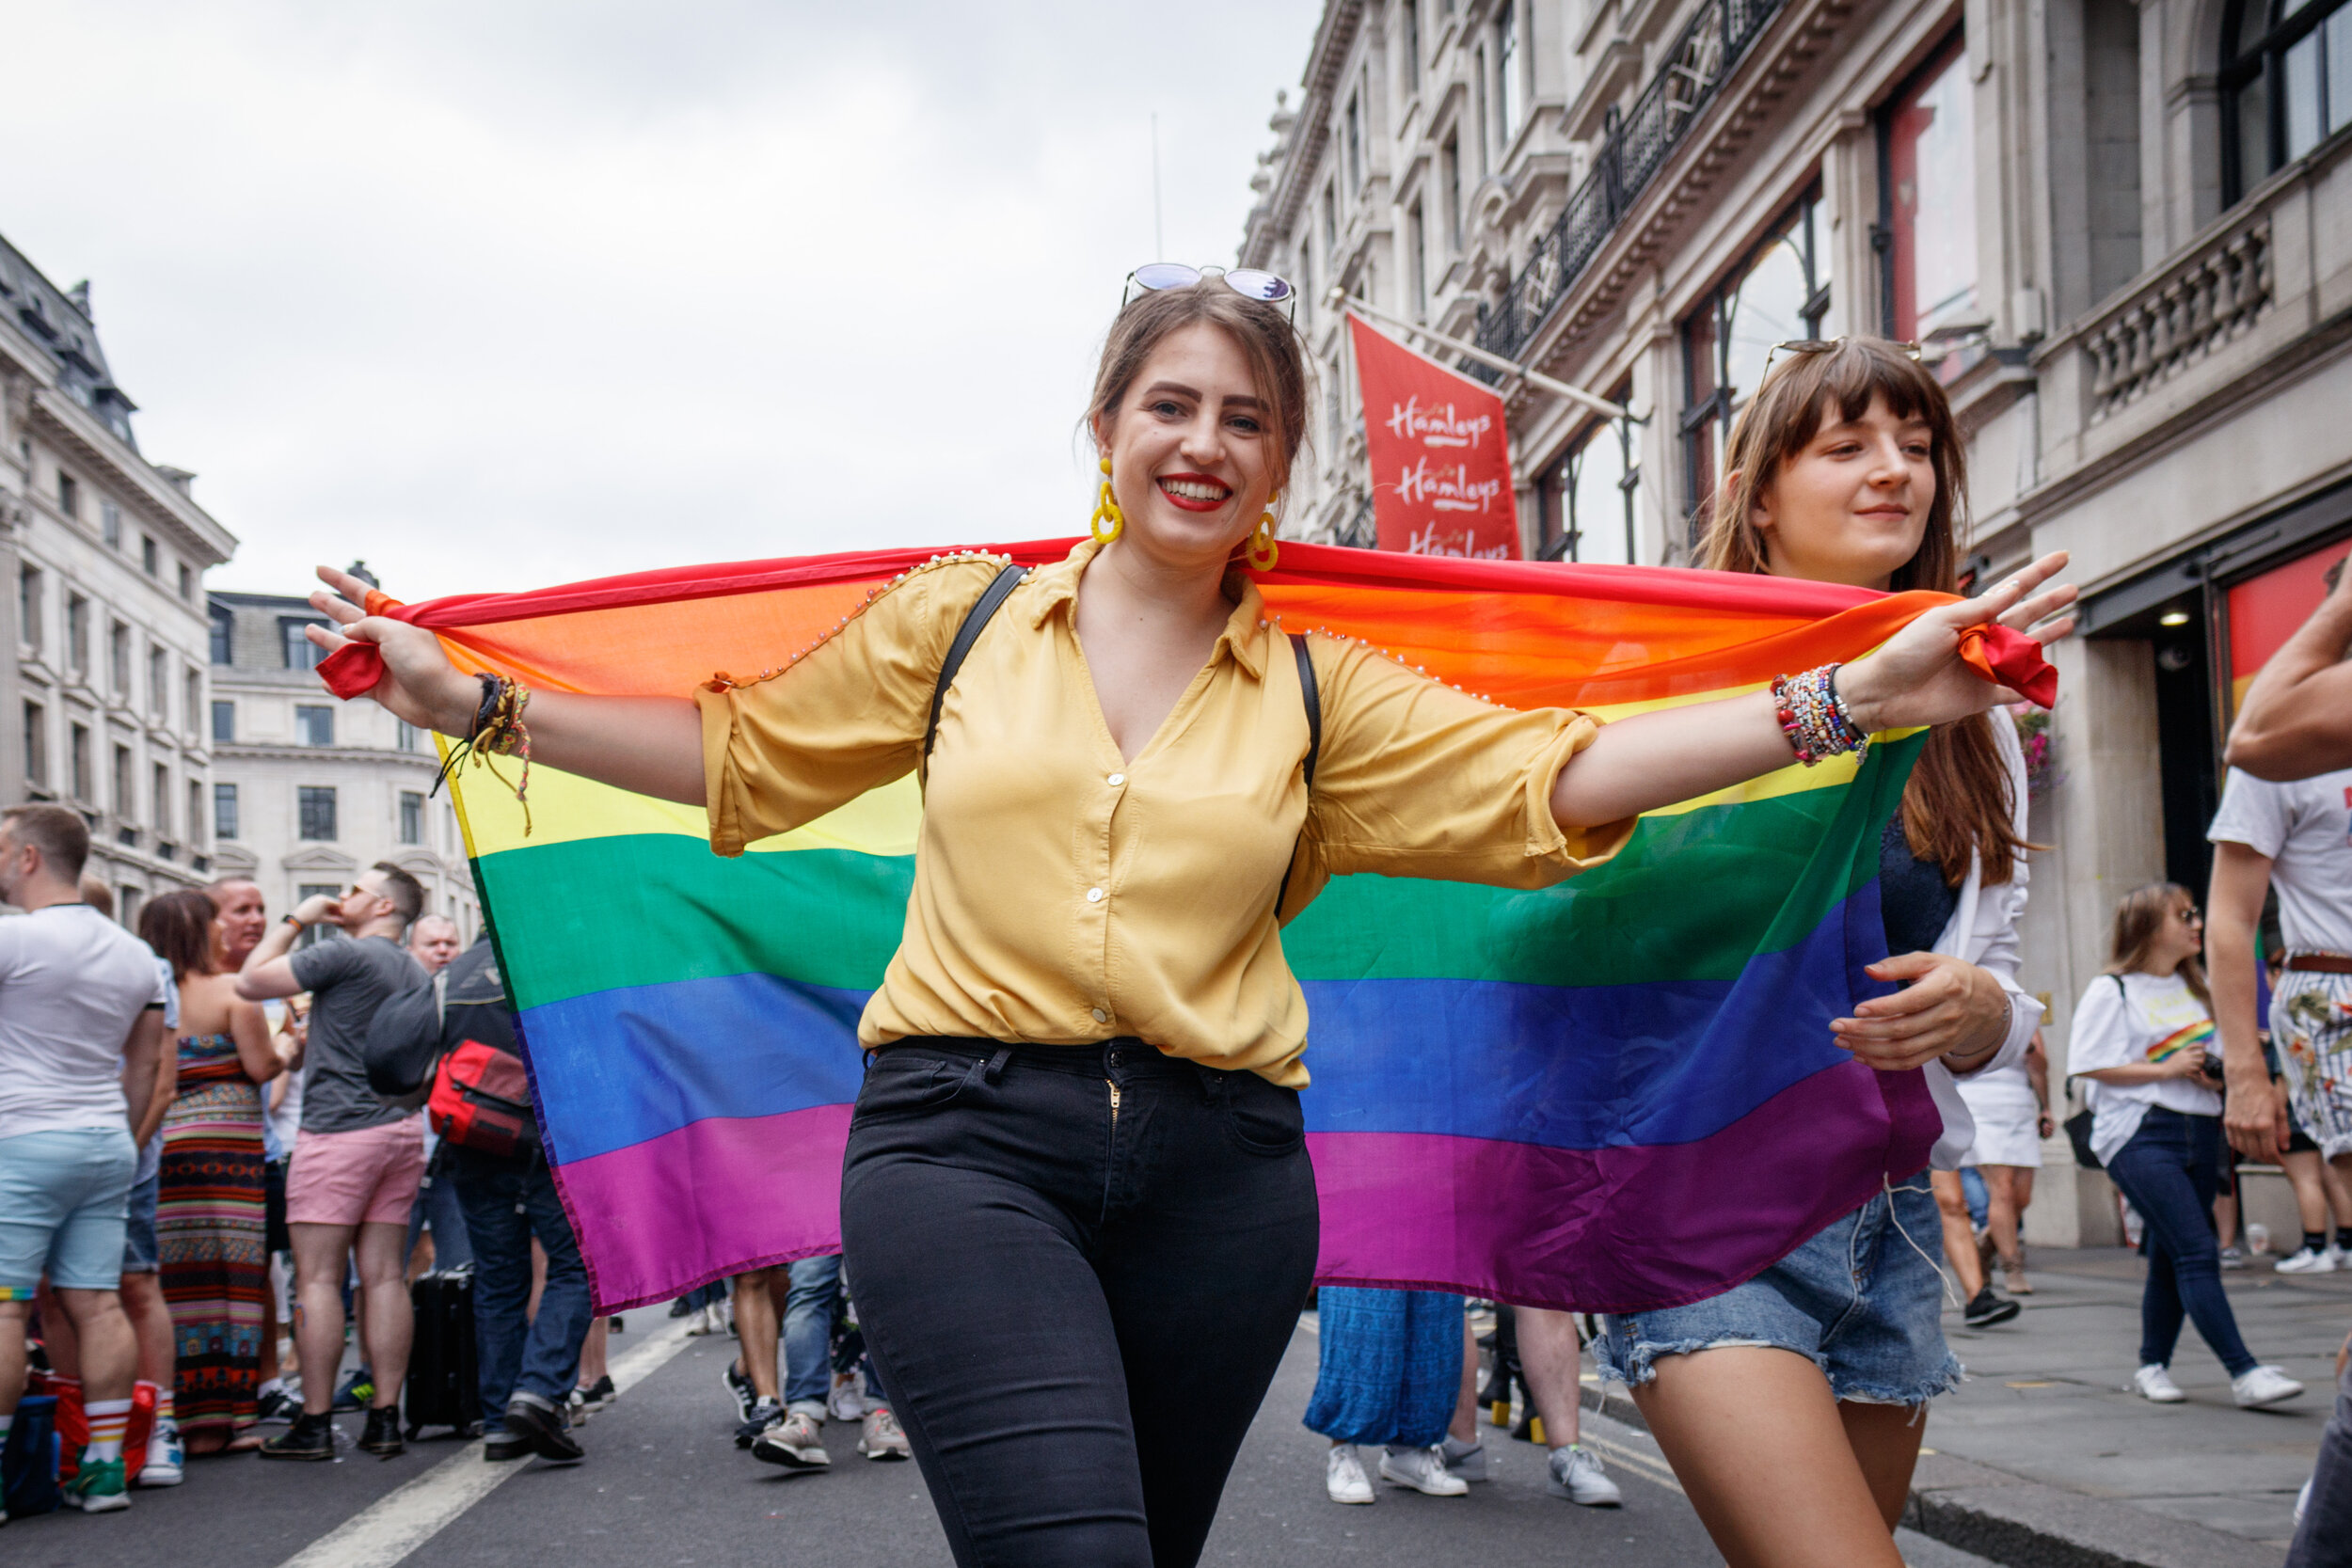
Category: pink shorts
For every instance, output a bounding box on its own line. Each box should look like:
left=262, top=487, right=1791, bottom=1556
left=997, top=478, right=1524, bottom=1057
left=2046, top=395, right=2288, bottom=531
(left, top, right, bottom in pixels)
left=286, top=1121, right=424, bottom=1228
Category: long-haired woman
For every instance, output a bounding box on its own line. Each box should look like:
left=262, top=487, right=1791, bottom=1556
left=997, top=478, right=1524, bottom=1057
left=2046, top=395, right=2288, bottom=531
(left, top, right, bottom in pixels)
left=305, top=282, right=2070, bottom=1568
left=137, top=889, right=280, bottom=1454
left=1591, top=338, right=2057, bottom=1568
left=2072, top=882, right=2301, bottom=1410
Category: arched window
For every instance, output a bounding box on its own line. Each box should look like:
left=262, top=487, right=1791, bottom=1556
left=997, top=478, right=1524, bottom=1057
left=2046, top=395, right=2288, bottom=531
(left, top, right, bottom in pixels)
left=2222, top=0, right=2352, bottom=205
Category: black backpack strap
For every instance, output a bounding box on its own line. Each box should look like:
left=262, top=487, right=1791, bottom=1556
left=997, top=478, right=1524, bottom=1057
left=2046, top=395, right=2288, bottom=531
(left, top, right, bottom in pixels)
left=1291, top=631, right=1322, bottom=786
left=923, top=562, right=1029, bottom=772
left=1274, top=632, right=1321, bottom=921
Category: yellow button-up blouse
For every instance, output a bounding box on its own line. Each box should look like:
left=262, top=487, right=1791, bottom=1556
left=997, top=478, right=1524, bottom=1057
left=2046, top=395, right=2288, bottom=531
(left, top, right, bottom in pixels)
left=695, top=539, right=1631, bottom=1085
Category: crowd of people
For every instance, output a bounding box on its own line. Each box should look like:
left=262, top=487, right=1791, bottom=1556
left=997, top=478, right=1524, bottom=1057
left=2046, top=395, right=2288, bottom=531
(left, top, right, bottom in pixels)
left=3, top=264, right=2349, bottom=1568
left=0, top=811, right=611, bottom=1514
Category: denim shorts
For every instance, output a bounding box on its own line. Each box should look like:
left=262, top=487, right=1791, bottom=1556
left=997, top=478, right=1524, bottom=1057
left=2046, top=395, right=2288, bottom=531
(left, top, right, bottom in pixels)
left=1595, top=1173, right=1963, bottom=1406
left=0, top=1127, right=139, bottom=1296
left=121, top=1164, right=161, bottom=1274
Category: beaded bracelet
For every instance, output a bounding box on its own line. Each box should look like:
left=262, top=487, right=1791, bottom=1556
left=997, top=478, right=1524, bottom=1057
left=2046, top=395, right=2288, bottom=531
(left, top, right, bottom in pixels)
left=1771, top=663, right=1869, bottom=766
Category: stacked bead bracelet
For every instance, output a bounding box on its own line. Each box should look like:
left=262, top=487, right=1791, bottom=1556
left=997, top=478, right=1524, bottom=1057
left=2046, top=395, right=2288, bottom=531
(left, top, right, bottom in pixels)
left=1772, top=663, right=1869, bottom=766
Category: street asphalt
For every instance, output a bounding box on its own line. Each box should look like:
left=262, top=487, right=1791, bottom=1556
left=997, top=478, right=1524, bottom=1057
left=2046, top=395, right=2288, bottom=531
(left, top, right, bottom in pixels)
left=3, top=1311, right=2008, bottom=1567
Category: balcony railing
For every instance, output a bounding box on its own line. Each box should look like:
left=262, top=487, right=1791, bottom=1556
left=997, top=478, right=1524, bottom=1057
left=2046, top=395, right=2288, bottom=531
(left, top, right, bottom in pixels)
left=1475, top=0, right=1786, bottom=367
left=2084, top=220, right=2273, bottom=423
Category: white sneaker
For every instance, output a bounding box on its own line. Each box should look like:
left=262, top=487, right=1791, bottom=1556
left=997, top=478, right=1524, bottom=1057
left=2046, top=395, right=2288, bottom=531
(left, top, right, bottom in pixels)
left=1377, top=1443, right=1470, bottom=1497
left=2233, top=1364, right=2305, bottom=1408
left=1326, top=1443, right=1375, bottom=1504
left=2275, top=1245, right=2338, bottom=1275
left=137, top=1418, right=184, bottom=1487
left=1440, top=1433, right=1487, bottom=1482
left=1547, top=1444, right=1624, bottom=1506
left=2134, top=1364, right=2185, bottom=1402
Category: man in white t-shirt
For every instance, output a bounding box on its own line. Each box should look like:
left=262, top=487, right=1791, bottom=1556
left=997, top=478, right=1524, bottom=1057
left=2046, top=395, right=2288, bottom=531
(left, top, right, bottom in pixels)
left=2209, top=767, right=2352, bottom=1167
left=0, top=804, right=168, bottom=1512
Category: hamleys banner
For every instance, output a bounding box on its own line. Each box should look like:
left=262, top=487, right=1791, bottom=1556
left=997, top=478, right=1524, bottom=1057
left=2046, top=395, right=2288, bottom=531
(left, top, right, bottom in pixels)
left=1348, top=313, right=1521, bottom=559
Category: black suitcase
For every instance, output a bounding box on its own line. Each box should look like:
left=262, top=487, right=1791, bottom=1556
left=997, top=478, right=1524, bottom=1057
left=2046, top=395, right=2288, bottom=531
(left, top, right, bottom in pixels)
left=405, top=1267, right=479, bottom=1440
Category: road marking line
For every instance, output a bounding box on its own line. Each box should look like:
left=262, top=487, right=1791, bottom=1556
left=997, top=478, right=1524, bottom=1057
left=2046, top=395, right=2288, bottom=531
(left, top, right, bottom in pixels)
left=1576, top=1428, right=1685, bottom=1496
left=270, top=1316, right=695, bottom=1568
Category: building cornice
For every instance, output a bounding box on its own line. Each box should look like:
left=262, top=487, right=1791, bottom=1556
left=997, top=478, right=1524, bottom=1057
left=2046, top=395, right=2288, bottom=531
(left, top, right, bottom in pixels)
left=1242, top=0, right=1367, bottom=268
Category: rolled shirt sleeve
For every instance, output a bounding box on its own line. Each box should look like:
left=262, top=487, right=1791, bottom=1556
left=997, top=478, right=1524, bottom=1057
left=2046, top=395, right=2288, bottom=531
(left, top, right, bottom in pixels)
left=1298, top=634, right=1636, bottom=894
left=694, top=558, right=1000, bottom=856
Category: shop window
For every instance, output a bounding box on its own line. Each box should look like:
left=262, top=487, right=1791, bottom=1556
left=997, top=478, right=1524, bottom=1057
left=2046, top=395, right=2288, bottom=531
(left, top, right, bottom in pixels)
left=1536, top=391, right=1640, bottom=565
left=2223, top=0, right=2352, bottom=205
left=1679, top=189, right=1830, bottom=534
left=1881, top=34, right=1979, bottom=346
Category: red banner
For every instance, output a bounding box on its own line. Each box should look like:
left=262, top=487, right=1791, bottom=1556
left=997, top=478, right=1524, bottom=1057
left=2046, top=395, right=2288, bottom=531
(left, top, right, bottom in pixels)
left=1348, top=313, right=1520, bottom=559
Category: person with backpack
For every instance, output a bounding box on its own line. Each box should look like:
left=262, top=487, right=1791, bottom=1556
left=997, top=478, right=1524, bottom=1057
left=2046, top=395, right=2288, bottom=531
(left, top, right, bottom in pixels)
left=2071, top=883, right=2302, bottom=1410
left=366, top=934, right=589, bottom=1464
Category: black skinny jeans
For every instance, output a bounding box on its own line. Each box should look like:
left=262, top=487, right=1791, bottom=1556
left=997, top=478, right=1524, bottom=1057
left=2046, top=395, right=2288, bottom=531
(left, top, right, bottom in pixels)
left=840, top=1037, right=1320, bottom=1568
left=2104, top=1106, right=2257, bottom=1377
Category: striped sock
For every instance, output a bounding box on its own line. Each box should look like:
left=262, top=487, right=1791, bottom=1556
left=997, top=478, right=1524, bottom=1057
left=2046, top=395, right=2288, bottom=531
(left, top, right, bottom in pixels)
left=157, top=1389, right=176, bottom=1424
left=85, top=1398, right=133, bottom=1465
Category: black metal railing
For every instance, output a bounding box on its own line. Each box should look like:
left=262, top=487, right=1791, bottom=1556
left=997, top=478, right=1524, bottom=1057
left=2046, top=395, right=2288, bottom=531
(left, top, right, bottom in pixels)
left=1475, top=0, right=1785, bottom=366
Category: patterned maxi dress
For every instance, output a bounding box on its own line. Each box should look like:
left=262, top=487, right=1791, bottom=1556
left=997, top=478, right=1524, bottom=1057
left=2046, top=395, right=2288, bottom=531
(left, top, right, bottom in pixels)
left=156, top=1033, right=269, bottom=1433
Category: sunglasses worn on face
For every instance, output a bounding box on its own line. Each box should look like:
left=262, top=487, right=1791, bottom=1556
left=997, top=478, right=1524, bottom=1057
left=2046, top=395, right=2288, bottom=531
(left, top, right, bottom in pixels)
left=1761, top=338, right=1925, bottom=376
left=1122, top=262, right=1296, bottom=319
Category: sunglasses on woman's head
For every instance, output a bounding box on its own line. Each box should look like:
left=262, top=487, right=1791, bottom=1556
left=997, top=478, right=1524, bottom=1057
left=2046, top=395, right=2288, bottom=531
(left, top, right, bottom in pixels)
left=1761, top=338, right=1924, bottom=375
left=1122, top=262, right=1296, bottom=319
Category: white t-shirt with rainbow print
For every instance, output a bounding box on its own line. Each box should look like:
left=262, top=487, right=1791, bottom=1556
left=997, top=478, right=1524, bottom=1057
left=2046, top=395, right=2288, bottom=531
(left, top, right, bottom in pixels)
left=2069, top=970, right=2222, bottom=1165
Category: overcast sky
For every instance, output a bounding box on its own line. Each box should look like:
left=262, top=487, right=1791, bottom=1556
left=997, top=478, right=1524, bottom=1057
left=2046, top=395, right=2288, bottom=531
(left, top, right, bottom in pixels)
left=1, top=1, right=1324, bottom=600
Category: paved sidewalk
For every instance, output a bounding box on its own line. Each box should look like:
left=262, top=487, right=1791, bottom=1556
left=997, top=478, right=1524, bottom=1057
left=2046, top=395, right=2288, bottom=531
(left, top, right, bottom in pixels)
left=1576, top=1246, right=2350, bottom=1564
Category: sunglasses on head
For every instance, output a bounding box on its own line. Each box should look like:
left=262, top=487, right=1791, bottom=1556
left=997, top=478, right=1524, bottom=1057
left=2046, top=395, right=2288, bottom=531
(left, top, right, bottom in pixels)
left=1761, top=338, right=1925, bottom=376
left=1122, top=262, right=1296, bottom=319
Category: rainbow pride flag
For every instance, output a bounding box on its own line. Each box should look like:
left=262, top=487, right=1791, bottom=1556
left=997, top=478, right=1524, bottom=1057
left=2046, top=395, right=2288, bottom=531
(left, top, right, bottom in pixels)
left=2147, top=1020, right=2217, bottom=1062
left=322, top=539, right=2052, bottom=1313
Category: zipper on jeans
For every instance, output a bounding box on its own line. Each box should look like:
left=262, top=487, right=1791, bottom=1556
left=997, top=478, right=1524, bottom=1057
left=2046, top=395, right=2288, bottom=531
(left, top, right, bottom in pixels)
left=1107, top=1078, right=1122, bottom=1130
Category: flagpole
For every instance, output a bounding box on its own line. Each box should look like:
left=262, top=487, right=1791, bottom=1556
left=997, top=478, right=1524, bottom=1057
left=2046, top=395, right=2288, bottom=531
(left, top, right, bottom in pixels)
left=1327, top=290, right=1632, bottom=421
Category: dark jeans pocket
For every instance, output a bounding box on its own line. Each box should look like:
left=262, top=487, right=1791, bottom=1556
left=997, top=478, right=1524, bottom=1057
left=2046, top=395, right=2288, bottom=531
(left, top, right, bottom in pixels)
left=850, top=1054, right=963, bottom=1130
left=1223, top=1075, right=1306, bottom=1157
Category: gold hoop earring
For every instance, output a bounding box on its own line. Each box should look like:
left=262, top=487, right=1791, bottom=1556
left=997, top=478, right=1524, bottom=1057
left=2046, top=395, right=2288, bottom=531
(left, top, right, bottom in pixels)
left=1246, top=497, right=1280, bottom=572
left=1089, top=456, right=1124, bottom=545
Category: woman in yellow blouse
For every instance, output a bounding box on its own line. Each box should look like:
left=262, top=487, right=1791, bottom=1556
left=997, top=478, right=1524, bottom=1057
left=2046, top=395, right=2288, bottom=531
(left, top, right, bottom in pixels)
left=308, top=276, right=2072, bottom=1567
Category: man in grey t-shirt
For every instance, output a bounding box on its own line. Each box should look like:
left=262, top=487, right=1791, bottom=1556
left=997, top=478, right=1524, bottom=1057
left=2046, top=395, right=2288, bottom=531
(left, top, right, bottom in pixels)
left=237, top=863, right=427, bottom=1460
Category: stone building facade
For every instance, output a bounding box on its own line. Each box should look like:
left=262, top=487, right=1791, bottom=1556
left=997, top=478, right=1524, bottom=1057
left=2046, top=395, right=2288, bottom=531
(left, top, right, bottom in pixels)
left=0, top=231, right=237, bottom=920
left=1243, top=0, right=2352, bottom=1244
left=206, top=589, right=476, bottom=942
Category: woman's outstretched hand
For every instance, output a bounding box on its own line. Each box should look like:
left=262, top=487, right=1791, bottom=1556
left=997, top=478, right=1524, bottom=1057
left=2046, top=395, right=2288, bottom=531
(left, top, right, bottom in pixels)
left=307, top=565, right=478, bottom=735
left=1837, top=551, right=2077, bottom=735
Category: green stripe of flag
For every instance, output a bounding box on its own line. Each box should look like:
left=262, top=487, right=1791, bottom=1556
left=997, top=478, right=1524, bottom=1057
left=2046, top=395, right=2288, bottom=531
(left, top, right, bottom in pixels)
left=481, top=740, right=1913, bottom=1014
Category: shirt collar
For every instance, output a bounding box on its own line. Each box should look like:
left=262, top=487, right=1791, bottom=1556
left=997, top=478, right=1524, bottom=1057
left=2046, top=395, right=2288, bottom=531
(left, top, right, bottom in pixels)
left=1025, top=538, right=1271, bottom=681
